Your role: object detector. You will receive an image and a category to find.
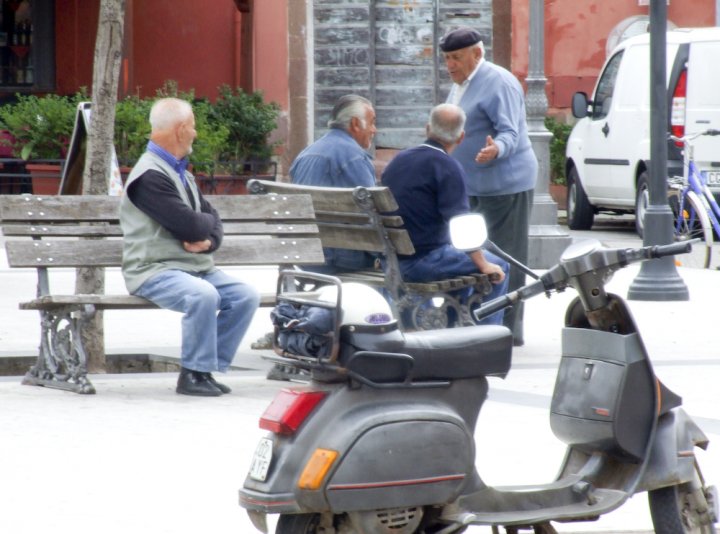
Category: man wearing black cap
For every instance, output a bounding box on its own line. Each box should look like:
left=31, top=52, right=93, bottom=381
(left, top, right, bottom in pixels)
left=439, top=27, right=537, bottom=346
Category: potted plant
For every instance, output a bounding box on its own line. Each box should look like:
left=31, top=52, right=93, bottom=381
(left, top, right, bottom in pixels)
left=105, top=81, right=282, bottom=195
left=0, top=92, right=84, bottom=194
left=545, top=116, right=573, bottom=210
left=208, top=85, right=281, bottom=192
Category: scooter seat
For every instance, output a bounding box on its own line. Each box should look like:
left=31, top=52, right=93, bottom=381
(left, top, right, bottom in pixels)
left=401, top=325, right=512, bottom=380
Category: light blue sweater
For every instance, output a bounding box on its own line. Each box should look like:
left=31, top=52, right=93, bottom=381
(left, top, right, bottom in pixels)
left=450, top=61, right=538, bottom=196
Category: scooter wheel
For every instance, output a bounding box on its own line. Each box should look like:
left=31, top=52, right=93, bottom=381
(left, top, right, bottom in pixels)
left=648, top=474, right=717, bottom=533
left=275, top=513, right=322, bottom=533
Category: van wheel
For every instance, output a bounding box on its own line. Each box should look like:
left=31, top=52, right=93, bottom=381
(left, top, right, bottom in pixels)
left=635, top=171, right=649, bottom=238
left=567, top=167, right=594, bottom=230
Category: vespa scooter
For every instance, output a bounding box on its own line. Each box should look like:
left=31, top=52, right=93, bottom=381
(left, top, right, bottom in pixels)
left=240, top=214, right=717, bottom=534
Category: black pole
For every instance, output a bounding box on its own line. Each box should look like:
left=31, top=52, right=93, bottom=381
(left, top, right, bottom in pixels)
left=627, top=0, right=689, bottom=301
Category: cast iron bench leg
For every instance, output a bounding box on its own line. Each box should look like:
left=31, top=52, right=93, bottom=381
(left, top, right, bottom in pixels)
left=22, top=305, right=96, bottom=394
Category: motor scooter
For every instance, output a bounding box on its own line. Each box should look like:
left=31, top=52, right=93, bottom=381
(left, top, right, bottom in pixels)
left=239, top=214, right=718, bottom=534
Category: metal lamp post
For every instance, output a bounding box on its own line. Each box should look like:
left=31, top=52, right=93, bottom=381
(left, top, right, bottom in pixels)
left=526, top=0, right=571, bottom=269
left=627, top=0, right=689, bottom=301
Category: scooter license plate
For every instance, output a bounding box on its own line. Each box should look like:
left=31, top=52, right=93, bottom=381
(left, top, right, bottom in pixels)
left=249, top=437, right=273, bottom=482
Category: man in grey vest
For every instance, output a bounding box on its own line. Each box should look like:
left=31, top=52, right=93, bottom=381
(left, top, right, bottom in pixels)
left=120, top=97, right=260, bottom=396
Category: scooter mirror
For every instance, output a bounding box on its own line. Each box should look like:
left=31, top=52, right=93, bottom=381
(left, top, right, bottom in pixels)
left=449, top=213, right=488, bottom=251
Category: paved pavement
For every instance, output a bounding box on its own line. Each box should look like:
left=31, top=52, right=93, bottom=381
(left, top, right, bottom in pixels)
left=0, top=214, right=718, bottom=534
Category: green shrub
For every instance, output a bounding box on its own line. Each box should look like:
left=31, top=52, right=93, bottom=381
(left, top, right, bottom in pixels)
left=211, top=85, right=280, bottom=163
left=0, top=91, right=86, bottom=159
left=114, top=94, right=152, bottom=165
left=0, top=82, right=280, bottom=171
left=545, top=116, right=573, bottom=186
left=190, top=98, right=230, bottom=174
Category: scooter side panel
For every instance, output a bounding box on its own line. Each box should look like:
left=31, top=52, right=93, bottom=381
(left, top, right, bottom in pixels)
left=241, top=377, right=486, bottom=515
left=326, top=419, right=474, bottom=511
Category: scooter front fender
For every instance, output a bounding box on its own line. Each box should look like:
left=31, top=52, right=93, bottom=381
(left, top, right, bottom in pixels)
left=636, top=407, right=709, bottom=492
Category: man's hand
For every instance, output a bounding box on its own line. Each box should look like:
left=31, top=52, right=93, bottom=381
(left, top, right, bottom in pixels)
left=470, top=250, right=506, bottom=284
left=480, top=261, right=506, bottom=284
left=183, top=239, right=212, bottom=253
left=475, top=135, right=499, bottom=163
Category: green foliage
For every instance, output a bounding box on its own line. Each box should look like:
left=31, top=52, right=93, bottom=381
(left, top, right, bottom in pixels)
left=0, top=82, right=281, bottom=170
left=0, top=91, right=86, bottom=159
left=190, top=98, right=230, bottom=174
left=545, top=116, right=573, bottom=185
left=114, top=94, right=152, bottom=165
left=211, top=85, right=280, bottom=162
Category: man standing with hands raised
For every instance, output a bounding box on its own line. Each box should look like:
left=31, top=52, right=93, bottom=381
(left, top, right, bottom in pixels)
left=440, top=27, right=537, bottom=346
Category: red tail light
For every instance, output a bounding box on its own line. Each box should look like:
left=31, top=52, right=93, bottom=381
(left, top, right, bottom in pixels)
left=671, top=69, right=687, bottom=148
left=259, top=388, right=327, bottom=435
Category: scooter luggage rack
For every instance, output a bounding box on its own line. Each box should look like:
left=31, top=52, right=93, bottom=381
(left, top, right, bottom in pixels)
left=271, top=270, right=345, bottom=366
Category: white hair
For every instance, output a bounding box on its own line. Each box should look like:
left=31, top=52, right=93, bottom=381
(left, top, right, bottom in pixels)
left=428, top=103, right=466, bottom=145
left=149, top=97, right=193, bottom=131
left=328, top=94, right=373, bottom=131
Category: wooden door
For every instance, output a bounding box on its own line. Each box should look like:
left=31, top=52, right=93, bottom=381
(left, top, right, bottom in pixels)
left=313, top=0, right=492, bottom=150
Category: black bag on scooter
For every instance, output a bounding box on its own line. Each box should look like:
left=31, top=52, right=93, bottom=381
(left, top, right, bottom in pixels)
left=270, top=301, right=335, bottom=358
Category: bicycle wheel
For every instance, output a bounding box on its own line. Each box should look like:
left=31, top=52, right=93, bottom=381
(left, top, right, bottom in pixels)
left=674, top=190, right=713, bottom=268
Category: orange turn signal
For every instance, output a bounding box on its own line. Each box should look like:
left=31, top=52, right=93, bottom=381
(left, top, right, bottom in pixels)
left=298, top=448, right=338, bottom=490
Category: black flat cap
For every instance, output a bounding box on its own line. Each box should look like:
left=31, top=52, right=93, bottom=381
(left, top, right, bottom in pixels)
left=439, top=27, right=482, bottom=52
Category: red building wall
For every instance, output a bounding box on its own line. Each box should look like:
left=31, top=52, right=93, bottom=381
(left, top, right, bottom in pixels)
left=510, top=0, right=717, bottom=113
left=55, top=0, right=288, bottom=107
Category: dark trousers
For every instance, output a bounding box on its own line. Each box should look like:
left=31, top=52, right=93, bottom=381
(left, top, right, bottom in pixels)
left=469, top=189, right=533, bottom=343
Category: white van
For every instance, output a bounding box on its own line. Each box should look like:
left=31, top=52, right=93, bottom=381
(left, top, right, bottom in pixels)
left=565, top=27, right=720, bottom=234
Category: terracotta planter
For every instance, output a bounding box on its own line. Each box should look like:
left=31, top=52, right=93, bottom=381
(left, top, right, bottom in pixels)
left=25, top=162, right=62, bottom=195
left=549, top=183, right=567, bottom=210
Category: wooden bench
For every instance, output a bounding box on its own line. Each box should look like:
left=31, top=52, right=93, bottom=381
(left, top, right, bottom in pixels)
left=248, top=179, right=491, bottom=331
left=0, top=193, right=323, bottom=394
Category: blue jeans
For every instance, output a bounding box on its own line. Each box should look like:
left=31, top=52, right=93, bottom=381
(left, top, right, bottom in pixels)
left=302, top=247, right=377, bottom=275
left=134, top=269, right=260, bottom=373
left=399, top=244, right=510, bottom=326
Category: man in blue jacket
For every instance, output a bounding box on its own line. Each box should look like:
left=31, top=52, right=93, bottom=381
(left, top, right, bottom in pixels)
left=290, top=94, right=378, bottom=274
left=440, top=27, right=537, bottom=345
left=382, top=103, right=509, bottom=326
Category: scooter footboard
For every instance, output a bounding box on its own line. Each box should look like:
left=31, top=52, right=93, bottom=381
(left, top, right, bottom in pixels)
left=325, top=419, right=474, bottom=511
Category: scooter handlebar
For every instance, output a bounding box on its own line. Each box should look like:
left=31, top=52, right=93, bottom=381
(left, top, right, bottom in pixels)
left=622, top=240, right=695, bottom=264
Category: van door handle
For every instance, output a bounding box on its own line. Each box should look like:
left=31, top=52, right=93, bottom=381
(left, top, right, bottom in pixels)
left=602, top=123, right=610, bottom=137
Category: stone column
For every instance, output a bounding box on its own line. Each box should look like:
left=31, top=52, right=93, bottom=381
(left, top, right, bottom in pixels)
left=525, top=0, right=570, bottom=269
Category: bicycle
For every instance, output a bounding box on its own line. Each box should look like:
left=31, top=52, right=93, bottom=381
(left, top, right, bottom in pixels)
left=667, top=129, right=720, bottom=269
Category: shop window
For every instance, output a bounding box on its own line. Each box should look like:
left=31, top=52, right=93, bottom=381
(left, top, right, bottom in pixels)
left=0, top=0, right=54, bottom=91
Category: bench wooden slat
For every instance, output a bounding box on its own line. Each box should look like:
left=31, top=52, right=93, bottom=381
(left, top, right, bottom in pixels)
left=316, top=225, right=415, bottom=256
left=19, top=292, right=277, bottom=310
left=0, top=193, right=316, bottom=223
left=2, top=221, right=319, bottom=238
left=5, top=237, right=325, bottom=268
left=249, top=180, right=399, bottom=213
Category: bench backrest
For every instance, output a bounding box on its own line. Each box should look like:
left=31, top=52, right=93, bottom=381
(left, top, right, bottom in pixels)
left=0, top=194, right=324, bottom=269
left=247, top=179, right=415, bottom=257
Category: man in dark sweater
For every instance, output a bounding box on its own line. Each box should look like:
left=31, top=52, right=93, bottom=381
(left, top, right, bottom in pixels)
left=381, top=103, right=509, bottom=325
left=119, top=98, right=260, bottom=396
